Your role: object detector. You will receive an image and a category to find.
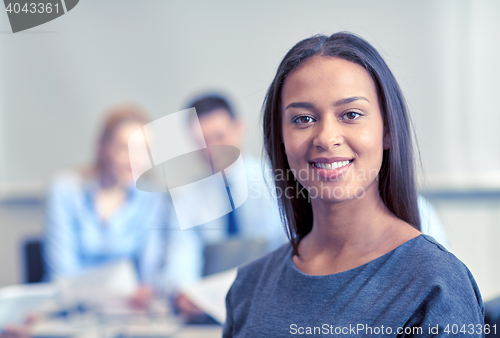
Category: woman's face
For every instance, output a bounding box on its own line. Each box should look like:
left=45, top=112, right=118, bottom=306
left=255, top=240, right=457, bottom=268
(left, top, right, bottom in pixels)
left=281, top=56, right=389, bottom=202
left=104, top=121, right=143, bottom=185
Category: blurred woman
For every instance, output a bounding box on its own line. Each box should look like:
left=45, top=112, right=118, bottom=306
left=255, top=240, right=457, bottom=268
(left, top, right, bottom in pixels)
left=44, top=103, right=200, bottom=306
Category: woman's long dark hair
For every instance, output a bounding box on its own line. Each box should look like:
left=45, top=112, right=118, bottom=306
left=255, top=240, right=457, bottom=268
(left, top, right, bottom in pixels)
left=263, top=32, right=420, bottom=255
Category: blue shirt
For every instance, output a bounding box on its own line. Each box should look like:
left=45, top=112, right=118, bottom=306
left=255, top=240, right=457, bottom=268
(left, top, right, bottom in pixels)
left=43, top=171, right=202, bottom=292
left=224, top=235, right=484, bottom=337
left=192, top=155, right=287, bottom=250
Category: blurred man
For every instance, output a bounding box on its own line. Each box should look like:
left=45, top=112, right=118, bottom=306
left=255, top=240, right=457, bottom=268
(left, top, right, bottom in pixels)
left=171, top=93, right=287, bottom=321
left=185, top=94, right=286, bottom=254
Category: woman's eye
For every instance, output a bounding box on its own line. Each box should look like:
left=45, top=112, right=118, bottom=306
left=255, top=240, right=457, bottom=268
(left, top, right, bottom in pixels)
left=292, top=115, right=315, bottom=124
left=342, top=111, right=362, bottom=120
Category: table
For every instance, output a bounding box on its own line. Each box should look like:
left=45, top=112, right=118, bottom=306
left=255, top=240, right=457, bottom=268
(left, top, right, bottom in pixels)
left=29, top=299, right=222, bottom=338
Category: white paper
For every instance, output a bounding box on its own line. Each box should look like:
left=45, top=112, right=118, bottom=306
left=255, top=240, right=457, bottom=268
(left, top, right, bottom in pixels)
left=180, top=268, right=237, bottom=324
left=0, top=283, right=56, bottom=328
left=56, top=259, right=138, bottom=305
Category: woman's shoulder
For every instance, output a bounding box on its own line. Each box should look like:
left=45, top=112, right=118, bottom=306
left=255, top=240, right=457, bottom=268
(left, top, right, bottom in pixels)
left=231, top=234, right=477, bottom=288
left=394, top=234, right=483, bottom=309
left=48, top=169, right=88, bottom=194
left=392, top=235, right=475, bottom=284
left=395, top=235, right=485, bottom=325
left=403, top=234, right=472, bottom=276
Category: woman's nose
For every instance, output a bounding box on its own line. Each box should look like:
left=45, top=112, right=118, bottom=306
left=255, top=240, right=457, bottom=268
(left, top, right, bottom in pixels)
left=312, top=120, right=343, bottom=150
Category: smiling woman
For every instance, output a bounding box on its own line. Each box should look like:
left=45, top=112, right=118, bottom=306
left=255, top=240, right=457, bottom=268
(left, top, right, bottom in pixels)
left=282, top=57, right=388, bottom=214
left=223, top=32, right=485, bottom=337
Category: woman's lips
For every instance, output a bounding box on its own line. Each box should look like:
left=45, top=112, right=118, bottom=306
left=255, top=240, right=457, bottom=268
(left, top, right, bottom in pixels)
left=309, top=159, right=353, bottom=180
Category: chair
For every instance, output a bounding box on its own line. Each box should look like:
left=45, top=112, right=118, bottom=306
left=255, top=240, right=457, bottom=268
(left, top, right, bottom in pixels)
left=202, top=238, right=268, bottom=276
left=22, top=238, right=45, bottom=283
left=485, top=296, right=500, bottom=337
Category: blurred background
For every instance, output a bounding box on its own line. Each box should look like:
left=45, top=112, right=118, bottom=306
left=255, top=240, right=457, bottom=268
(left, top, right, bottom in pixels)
left=0, top=0, right=499, bottom=315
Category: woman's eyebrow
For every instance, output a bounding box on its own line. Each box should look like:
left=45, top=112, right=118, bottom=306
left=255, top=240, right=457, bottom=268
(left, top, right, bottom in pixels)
left=334, top=96, right=370, bottom=106
left=284, top=97, right=370, bottom=111
left=284, top=102, right=314, bottom=111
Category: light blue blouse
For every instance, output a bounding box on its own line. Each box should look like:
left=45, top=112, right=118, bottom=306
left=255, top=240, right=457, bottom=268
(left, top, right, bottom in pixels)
left=43, top=170, right=202, bottom=293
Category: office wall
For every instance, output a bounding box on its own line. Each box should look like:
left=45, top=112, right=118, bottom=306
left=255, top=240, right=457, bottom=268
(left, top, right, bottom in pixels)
left=0, top=0, right=499, bottom=301
left=0, top=0, right=499, bottom=196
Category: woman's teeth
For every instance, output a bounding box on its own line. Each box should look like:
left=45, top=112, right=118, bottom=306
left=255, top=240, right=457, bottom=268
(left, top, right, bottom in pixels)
left=313, top=160, right=351, bottom=170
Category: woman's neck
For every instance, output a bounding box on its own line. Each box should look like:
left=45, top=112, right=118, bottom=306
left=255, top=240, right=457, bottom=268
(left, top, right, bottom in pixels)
left=294, top=183, right=420, bottom=275
left=308, top=184, right=391, bottom=250
left=99, top=170, right=129, bottom=190
left=95, top=171, right=129, bottom=223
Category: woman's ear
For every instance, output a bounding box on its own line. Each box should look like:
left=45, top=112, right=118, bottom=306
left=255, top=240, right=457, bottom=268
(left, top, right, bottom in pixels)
left=383, top=128, right=391, bottom=150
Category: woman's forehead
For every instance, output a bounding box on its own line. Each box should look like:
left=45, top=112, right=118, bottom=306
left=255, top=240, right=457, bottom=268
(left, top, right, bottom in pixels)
left=281, top=56, right=378, bottom=106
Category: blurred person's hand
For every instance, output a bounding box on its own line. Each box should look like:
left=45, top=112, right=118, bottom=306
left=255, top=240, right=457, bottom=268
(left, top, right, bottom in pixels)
left=0, top=326, right=31, bottom=338
left=0, top=313, right=39, bottom=338
left=175, top=293, right=205, bottom=321
left=128, top=286, right=155, bottom=310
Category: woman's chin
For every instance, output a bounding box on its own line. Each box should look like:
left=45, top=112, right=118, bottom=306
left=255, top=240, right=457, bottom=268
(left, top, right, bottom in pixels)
left=305, top=184, right=367, bottom=203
